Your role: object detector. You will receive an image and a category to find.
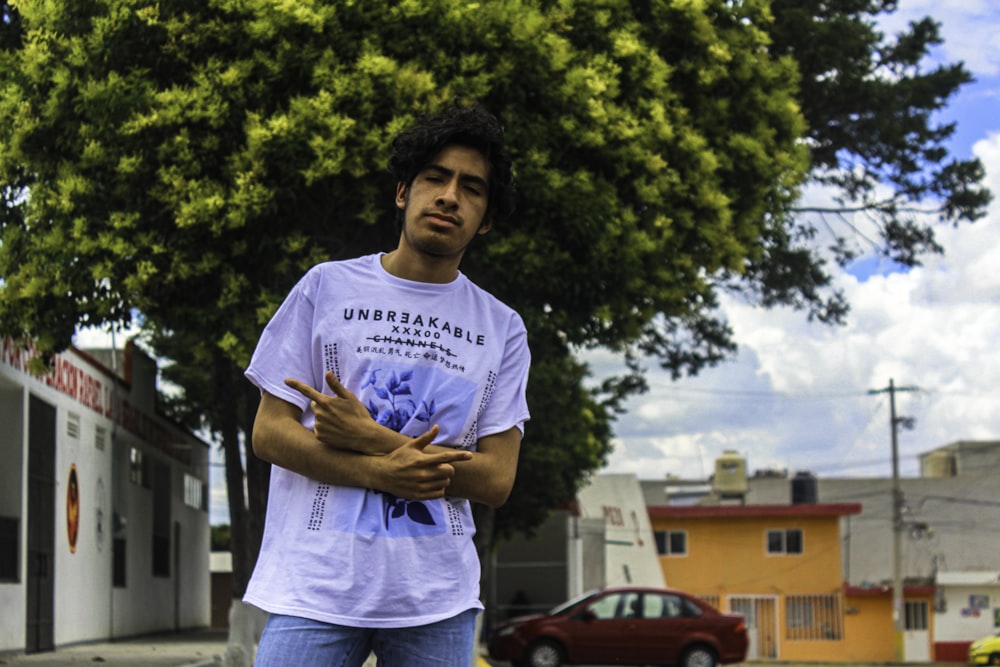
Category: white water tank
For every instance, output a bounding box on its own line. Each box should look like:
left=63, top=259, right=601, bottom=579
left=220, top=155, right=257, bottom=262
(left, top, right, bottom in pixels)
left=922, top=450, right=956, bottom=478
left=713, top=450, right=748, bottom=496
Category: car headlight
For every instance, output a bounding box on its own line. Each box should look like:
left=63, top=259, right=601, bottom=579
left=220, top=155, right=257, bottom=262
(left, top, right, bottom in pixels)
left=496, top=625, right=518, bottom=637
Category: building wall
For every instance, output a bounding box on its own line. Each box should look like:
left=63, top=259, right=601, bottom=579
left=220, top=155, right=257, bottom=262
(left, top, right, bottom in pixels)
left=933, top=580, right=1000, bottom=661
left=0, top=340, right=210, bottom=653
left=746, top=472, right=1000, bottom=586
left=843, top=594, right=897, bottom=663
left=0, top=383, right=25, bottom=649
left=576, top=474, right=664, bottom=589
left=651, top=508, right=875, bottom=662
left=652, top=514, right=843, bottom=595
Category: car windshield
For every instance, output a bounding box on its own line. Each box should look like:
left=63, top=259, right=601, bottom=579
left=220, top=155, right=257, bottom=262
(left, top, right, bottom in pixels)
left=547, top=590, right=601, bottom=616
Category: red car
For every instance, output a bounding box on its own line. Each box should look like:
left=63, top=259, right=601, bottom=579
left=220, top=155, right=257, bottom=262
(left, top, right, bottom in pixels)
left=488, top=586, right=747, bottom=667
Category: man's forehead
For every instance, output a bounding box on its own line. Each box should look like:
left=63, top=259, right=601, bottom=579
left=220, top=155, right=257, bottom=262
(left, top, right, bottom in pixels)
left=425, top=144, right=491, bottom=180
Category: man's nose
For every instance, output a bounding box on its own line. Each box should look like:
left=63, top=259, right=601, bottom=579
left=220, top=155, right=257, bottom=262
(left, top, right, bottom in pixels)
left=436, top=178, right=460, bottom=207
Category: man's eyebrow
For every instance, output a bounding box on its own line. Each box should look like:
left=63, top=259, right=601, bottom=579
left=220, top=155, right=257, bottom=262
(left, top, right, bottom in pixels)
left=422, top=163, right=489, bottom=190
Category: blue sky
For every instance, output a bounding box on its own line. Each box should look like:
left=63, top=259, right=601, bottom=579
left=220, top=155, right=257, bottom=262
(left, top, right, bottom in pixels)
left=594, top=1, right=1000, bottom=484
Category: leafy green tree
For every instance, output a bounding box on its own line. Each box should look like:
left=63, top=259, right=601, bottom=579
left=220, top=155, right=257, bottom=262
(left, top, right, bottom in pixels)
left=211, top=523, right=232, bottom=552
left=764, top=0, right=991, bottom=278
left=0, top=0, right=987, bottom=620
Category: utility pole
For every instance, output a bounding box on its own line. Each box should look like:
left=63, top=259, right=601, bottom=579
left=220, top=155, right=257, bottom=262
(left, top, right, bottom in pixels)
left=869, top=378, right=917, bottom=663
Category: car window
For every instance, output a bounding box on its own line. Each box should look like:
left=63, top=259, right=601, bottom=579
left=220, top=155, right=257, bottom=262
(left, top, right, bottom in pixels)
left=550, top=590, right=599, bottom=616
left=621, top=592, right=642, bottom=618
left=587, top=593, right=622, bottom=620
left=682, top=598, right=704, bottom=618
left=644, top=594, right=683, bottom=618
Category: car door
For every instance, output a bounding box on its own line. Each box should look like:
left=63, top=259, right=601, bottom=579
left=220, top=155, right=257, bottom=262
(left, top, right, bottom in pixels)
left=631, top=592, right=690, bottom=664
left=570, top=591, right=643, bottom=665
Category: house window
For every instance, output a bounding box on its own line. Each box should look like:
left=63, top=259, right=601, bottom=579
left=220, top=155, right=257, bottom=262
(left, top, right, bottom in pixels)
left=905, top=600, right=928, bottom=631
left=129, top=447, right=150, bottom=487
left=184, top=473, right=205, bottom=511
left=786, top=594, right=843, bottom=640
left=654, top=530, right=687, bottom=556
left=67, top=412, right=80, bottom=439
left=767, top=528, right=803, bottom=554
left=95, top=425, right=107, bottom=451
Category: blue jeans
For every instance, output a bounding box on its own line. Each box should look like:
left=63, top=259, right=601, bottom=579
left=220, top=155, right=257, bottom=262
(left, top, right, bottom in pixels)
left=254, top=609, right=479, bottom=667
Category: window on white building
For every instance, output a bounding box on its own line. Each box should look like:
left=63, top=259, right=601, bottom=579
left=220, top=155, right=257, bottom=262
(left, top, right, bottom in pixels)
left=184, top=473, right=205, bottom=511
left=67, top=412, right=80, bottom=439
left=905, top=600, right=928, bottom=631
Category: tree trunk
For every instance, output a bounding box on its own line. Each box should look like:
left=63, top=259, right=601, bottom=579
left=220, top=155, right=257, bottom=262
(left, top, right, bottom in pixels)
left=473, top=503, right=497, bottom=647
left=242, top=379, right=268, bottom=574
left=218, top=358, right=267, bottom=666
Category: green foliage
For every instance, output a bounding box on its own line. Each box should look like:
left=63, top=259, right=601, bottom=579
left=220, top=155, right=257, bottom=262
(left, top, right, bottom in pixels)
left=0, top=0, right=986, bottom=544
left=765, top=0, right=991, bottom=271
left=211, top=523, right=232, bottom=552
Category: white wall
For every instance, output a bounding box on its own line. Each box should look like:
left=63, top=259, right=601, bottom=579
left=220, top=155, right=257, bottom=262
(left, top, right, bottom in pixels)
left=934, top=578, right=1000, bottom=643
left=0, top=343, right=210, bottom=651
left=0, top=382, right=25, bottom=650
left=576, top=473, right=665, bottom=588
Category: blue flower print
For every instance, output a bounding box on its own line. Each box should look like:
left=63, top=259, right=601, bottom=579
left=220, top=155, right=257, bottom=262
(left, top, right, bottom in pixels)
left=360, top=368, right=440, bottom=533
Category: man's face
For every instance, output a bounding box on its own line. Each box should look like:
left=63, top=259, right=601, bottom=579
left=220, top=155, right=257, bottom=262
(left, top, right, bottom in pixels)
left=395, top=144, right=493, bottom=259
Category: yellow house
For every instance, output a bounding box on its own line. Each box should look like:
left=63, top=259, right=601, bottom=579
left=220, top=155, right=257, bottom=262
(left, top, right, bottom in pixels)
left=647, top=502, right=898, bottom=663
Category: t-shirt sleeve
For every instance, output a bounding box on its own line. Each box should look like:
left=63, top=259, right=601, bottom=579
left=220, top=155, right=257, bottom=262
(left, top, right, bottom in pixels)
left=476, top=312, right=531, bottom=439
left=244, top=269, right=321, bottom=413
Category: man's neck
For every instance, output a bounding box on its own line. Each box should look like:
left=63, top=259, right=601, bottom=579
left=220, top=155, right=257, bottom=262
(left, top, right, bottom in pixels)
left=380, top=248, right=462, bottom=284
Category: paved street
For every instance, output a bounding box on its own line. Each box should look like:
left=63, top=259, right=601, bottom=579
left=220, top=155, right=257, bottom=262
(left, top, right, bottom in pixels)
left=0, top=630, right=225, bottom=667
left=0, top=630, right=966, bottom=667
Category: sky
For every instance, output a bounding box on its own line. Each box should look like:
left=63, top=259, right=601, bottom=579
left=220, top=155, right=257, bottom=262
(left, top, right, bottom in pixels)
left=592, top=1, right=1000, bottom=483
left=71, top=2, right=1000, bottom=525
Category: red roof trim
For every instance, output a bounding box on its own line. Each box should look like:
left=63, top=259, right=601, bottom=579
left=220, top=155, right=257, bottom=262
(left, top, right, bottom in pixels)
left=844, top=583, right=936, bottom=597
left=648, top=503, right=863, bottom=518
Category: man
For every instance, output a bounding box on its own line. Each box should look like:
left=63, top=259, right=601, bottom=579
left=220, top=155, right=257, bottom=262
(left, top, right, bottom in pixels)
left=245, top=104, right=530, bottom=666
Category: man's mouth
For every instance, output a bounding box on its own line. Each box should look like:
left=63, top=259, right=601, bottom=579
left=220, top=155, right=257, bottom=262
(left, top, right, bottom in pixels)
left=426, top=212, right=460, bottom=226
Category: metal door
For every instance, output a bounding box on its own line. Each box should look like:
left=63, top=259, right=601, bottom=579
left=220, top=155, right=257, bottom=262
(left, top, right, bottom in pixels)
left=729, top=595, right=778, bottom=660
left=904, top=600, right=931, bottom=662
left=26, top=395, right=56, bottom=653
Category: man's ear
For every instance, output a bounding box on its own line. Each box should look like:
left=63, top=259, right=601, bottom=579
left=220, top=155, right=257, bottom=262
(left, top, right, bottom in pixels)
left=478, top=216, right=494, bottom=235
left=395, top=181, right=408, bottom=210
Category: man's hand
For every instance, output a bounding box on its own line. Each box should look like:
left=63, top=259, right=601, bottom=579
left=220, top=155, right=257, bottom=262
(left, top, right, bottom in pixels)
left=278, top=371, right=472, bottom=499
left=284, top=370, right=390, bottom=455
left=372, top=425, right=473, bottom=500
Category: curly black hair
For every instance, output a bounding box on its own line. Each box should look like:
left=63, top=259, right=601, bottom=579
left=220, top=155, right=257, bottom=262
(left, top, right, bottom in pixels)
left=389, top=104, right=516, bottom=226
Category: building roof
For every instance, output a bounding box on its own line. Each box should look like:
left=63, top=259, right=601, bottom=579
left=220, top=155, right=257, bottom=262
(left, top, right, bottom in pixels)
left=648, top=502, right=863, bottom=519
left=936, top=571, right=1000, bottom=586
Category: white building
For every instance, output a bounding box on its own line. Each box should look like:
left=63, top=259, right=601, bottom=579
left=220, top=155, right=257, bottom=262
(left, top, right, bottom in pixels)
left=489, top=473, right=663, bottom=635
left=0, top=338, right=210, bottom=655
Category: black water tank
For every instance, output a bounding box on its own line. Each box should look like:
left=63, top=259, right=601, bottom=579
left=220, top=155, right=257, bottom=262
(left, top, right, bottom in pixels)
left=791, top=471, right=818, bottom=504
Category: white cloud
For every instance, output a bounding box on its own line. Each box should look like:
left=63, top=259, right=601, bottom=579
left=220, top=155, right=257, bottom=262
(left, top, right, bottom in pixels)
left=602, top=133, right=1000, bottom=483
left=878, top=1, right=1000, bottom=77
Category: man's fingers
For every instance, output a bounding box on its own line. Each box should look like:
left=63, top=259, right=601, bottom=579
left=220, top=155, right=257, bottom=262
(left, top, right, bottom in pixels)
left=406, top=425, right=440, bottom=451
left=405, top=425, right=472, bottom=464
left=427, top=450, right=473, bottom=466
left=324, top=371, right=353, bottom=399
left=284, top=377, right=324, bottom=401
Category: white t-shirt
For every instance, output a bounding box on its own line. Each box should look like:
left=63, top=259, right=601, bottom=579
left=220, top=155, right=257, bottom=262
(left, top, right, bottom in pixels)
left=243, top=253, right=531, bottom=628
